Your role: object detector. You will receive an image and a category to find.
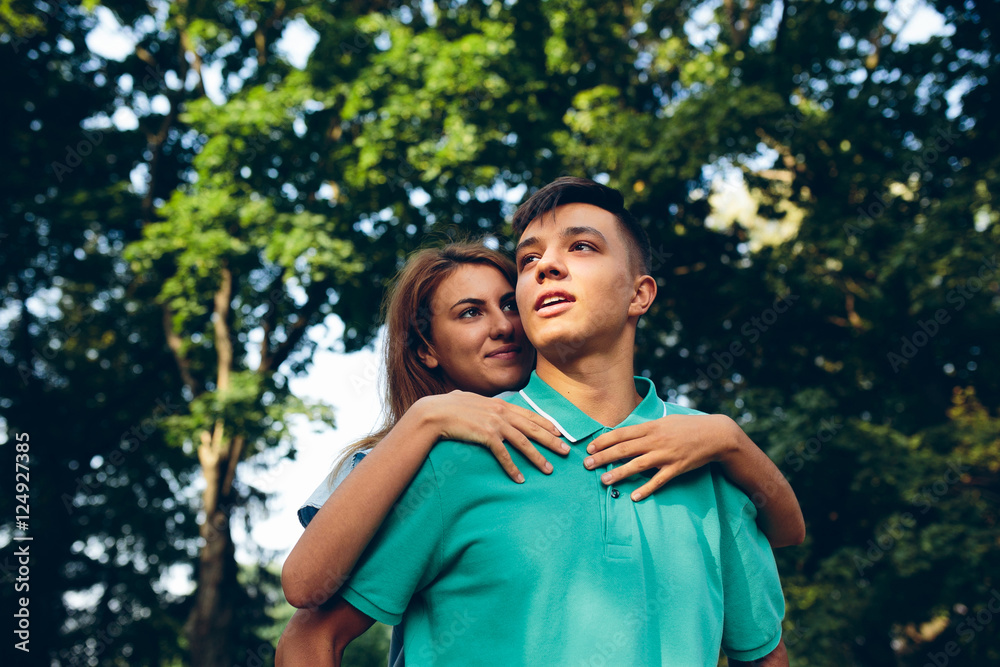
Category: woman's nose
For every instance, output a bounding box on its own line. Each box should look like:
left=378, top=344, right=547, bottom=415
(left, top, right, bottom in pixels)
left=490, top=310, right=515, bottom=338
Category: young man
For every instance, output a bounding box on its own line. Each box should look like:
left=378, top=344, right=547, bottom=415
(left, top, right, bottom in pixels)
left=307, top=178, right=788, bottom=665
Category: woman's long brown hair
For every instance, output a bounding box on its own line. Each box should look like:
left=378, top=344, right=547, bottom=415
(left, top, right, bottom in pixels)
left=326, top=242, right=517, bottom=484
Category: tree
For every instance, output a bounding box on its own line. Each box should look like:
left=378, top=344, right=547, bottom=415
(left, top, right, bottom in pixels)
left=1, top=2, right=199, bottom=664
left=2, top=1, right=316, bottom=663
left=4, top=0, right=997, bottom=664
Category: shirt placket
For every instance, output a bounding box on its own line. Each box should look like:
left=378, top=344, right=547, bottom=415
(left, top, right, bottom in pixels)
left=591, top=427, right=634, bottom=559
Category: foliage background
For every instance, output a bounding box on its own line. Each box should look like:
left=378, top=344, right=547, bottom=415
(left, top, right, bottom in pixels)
left=1, top=0, right=997, bottom=665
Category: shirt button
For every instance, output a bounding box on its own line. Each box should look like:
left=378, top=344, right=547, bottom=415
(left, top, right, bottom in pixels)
left=610, top=489, right=620, bottom=499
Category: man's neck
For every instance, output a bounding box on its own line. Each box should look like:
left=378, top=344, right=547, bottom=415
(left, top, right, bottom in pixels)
left=534, top=343, right=642, bottom=427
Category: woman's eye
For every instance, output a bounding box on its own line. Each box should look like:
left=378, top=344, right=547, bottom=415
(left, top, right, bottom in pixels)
left=502, top=301, right=518, bottom=313
left=459, top=308, right=480, bottom=318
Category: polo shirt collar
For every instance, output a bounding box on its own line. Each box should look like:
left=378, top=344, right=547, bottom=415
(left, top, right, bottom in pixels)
left=517, top=371, right=664, bottom=443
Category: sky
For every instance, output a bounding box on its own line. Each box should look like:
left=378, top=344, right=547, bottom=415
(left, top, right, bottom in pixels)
left=71, top=0, right=957, bottom=585
left=239, top=323, right=384, bottom=568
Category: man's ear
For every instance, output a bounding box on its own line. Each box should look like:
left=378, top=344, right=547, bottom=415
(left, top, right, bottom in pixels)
left=417, top=344, right=440, bottom=369
left=628, top=274, right=657, bottom=317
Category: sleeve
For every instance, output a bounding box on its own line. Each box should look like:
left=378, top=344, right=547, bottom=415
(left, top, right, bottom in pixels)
left=339, top=455, right=446, bottom=626
left=714, top=472, right=786, bottom=662
left=296, top=451, right=368, bottom=528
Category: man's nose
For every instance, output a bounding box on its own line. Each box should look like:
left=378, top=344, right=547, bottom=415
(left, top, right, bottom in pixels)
left=534, top=252, right=566, bottom=282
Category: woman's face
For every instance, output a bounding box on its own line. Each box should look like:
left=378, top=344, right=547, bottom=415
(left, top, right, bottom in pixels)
left=419, top=264, right=535, bottom=395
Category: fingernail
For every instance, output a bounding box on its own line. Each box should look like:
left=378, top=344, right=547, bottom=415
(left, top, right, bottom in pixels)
left=561, top=444, right=570, bottom=453
left=516, top=474, right=525, bottom=483
left=586, top=444, right=595, bottom=454
left=601, top=472, right=612, bottom=484
left=631, top=492, right=642, bottom=501
left=584, top=457, right=594, bottom=468
left=543, top=462, right=553, bottom=473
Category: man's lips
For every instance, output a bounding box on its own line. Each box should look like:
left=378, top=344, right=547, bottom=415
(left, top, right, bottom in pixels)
left=534, top=291, right=576, bottom=312
left=486, top=344, right=521, bottom=359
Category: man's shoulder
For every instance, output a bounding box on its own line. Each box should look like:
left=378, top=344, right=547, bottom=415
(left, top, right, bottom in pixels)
left=656, top=400, right=754, bottom=514
left=424, top=437, right=510, bottom=485
left=704, top=462, right=759, bottom=526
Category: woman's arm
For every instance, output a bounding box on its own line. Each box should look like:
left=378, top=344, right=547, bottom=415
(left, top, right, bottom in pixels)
left=710, top=418, right=805, bottom=547
left=583, top=413, right=806, bottom=548
left=275, top=598, right=375, bottom=667
left=281, top=391, right=567, bottom=608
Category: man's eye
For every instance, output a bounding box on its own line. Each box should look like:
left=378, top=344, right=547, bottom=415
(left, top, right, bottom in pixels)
left=571, top=242, right=595, bottom=251
left=518, top=255, right=538, bottom=268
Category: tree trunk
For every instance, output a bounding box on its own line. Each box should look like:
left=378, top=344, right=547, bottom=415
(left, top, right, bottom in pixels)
left=184, top=433, right=239, bottom=667
left=185, top=266, right=241, bottom=666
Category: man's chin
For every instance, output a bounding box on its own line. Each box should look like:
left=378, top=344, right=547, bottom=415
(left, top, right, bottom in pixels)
left=529, top=329, right=591, bottom=364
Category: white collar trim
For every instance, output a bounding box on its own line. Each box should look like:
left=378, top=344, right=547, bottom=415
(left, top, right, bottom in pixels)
left=518, top=390, right=580, bottom=442
left=515, top=387, right=668, bottom=443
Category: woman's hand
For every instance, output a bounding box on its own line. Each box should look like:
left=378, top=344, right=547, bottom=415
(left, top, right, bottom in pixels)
left=414, top=390, right=570, bottom=483
left=582, top=412, right=805, bottom=546
left=583, top=413, right=738, bottom=501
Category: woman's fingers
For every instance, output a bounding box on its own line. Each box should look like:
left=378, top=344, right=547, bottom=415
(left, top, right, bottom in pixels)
left=505, top=402, right=563, bottom=437
left=501, top=426, right=554, bottom=474
left=584, top=439, right=647, bottom=470
left=587, top=423, right=649, bottom=454
left=585, top=447, right=686, bottom=500
left=593, top=456, right=652, bottom=487
left=485, top=439, right=525, bottom=483
left=504, top=399, right=562, bottom=440
left=630, top=466, right=683, bottom=501
left=496, top=401, right=568, bottom=456
left=510, top=415, right=570, bottom=455
left=581, top=414, right=732, bottom=500
left=434, top=396, right=570, bottom=482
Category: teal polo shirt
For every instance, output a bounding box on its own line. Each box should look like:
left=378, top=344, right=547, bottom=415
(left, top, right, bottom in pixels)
left=340, top=372, right=784, bottom=665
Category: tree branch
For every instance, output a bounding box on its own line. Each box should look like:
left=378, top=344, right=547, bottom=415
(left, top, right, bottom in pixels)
left=222, top=434, right=245, bottom=497
left=213, top=265, right=234, bottom=393
left=162, top=303, right=202, bottom=394
left=266, top=282, right=330, bottom=373
left=257, top=268, right=287, bottom=373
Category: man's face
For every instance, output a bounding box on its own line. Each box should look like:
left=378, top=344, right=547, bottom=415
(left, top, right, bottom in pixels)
left=514, top=203, right=643, bottom=362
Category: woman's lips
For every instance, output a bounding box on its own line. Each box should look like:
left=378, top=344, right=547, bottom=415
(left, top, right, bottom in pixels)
left=486, top=344, right=521, bottom=359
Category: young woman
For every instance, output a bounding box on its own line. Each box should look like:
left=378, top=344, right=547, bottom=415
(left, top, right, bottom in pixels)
left=277, top=242, right=803, bottom=665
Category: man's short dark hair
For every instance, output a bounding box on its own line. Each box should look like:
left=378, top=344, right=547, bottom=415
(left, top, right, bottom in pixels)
left=511, top=177, right=652, bottom=275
